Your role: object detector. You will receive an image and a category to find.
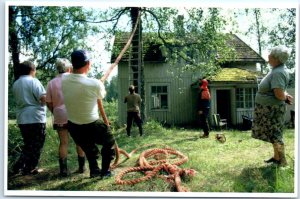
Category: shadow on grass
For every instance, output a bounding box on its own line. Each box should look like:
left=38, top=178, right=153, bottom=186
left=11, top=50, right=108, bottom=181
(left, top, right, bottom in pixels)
left=233, top=165, right=277, bottom=192
left=7, top=168, right=93, bottom=191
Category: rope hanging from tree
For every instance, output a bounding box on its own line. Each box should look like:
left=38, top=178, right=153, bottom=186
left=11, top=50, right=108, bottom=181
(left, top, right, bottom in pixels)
left=95, top=9, right=197, bottom=192
left=100, top=10, right=141, bottom=83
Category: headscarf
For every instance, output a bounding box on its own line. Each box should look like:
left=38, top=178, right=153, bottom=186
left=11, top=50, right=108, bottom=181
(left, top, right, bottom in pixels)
left=200, top=79, right=211, bottom=100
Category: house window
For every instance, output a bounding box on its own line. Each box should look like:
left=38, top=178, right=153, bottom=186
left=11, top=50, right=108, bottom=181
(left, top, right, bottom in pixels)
left=236, top=88, right=257, bottom=108
left=150, top=85, right=168, bottom=110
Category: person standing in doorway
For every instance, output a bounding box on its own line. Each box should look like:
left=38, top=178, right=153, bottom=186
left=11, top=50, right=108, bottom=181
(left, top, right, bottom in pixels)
left=124, top=85, right=143, bottom=137
left=12, top=61, right=46, bottom=175
left=46, top=58, right=86, bottom=177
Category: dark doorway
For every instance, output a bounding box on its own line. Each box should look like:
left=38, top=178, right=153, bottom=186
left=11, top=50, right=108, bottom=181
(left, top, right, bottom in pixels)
left=216, top=90, right=231, bottom=124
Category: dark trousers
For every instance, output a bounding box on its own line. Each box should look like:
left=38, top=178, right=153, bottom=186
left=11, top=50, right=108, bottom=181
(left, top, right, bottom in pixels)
left=68, top=120, right=115, bottom=174
left=13, top=123, right=46, bottom=173
left=126, top=112, right=143, bottom=136
left=199, top=108, right=210, bottom=136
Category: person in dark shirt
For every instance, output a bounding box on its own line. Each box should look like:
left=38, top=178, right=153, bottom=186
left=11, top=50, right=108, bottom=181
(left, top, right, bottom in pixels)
left=192, top=79, right=211, bottom=138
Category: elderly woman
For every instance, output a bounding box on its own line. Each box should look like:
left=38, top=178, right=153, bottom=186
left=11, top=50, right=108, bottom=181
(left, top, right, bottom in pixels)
left=46, top=58, right=86, bottom=176
left=252, top=46, right=293, bottom=167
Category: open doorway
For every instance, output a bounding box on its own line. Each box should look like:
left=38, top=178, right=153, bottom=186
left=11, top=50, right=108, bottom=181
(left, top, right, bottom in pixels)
left=216, top=89, right=231, bottom=125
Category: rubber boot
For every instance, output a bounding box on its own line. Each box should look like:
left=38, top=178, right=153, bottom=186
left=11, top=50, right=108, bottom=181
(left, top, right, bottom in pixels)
left=126, top=129, right=131, bottom=137
left=89, top=158, right=101, bottom=178
left=276, top=144, right=288, bottom=167
left=139, top=126, right=143, bottom=136
left=101, top=158, right=112, bottom=178
left=59, top=158, right=68, bottom=177
left=77, top=156, right=86, bottom=173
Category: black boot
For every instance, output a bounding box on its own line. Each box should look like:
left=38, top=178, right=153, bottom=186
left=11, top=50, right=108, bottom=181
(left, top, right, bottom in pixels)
left=139, top=126, right=143, bottom=136
left=59, top=158, right=68, bottom=177
left=101, top=158, right=112, bottom=179
left=77, top=156, right=86, bottom=173
left=126, top=129, right=131, bottom=137
left=89, top=158, right=101, bottom=178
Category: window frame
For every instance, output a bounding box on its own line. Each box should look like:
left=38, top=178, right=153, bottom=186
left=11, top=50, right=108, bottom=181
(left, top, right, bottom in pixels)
left=236, top=87, right=257, bottom=109
left=149, top=83, right=170, bottom=111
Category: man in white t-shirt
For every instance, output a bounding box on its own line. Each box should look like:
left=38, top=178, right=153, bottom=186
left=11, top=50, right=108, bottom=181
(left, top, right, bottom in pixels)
left=62, top=50, right=115, bottom=178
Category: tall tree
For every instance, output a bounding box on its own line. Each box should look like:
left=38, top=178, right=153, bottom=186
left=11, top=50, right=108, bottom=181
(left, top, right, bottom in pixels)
left=8, top=6, right=98, bottom=83
left=269, top=8, right=296, bottom=87
left=244, top=8, right=268, bottom=73
left=269, top=9, right=296, bottom=69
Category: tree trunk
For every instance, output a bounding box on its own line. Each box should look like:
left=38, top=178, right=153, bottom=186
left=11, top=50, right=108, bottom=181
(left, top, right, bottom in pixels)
left=9, top=6, right=20, bottom=81
left=254, top=9, right=265, bottom=74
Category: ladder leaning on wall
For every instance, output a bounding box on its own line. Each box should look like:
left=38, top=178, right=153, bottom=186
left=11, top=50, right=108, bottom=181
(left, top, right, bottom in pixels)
left=128, top=16, right=143, bottom=94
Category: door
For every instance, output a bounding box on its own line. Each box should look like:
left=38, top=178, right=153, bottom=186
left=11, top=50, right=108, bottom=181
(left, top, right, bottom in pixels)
left=216, top=89, right=231, bottom=124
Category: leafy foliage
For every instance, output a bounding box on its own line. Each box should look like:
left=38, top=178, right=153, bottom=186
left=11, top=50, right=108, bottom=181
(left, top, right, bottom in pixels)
left=104, top=76, right=118, bottom=102
left=9, top=6, right=99, bottom=83
left=7, top=123, right=23, bottom=170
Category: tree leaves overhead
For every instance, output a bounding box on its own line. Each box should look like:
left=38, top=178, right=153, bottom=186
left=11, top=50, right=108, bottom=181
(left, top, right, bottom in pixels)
left=9, top=6, right=296, bottom=83
left=9, top=6, right=97, bottom=82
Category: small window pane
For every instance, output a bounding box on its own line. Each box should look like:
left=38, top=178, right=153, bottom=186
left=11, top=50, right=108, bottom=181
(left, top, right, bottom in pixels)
left=162, top=86, right=167, bottom=93
left=151, top=86, right=156, bottom=93
left=160, top=94, right=168, bottom=109
left=157, top=86, right=162, bottom=93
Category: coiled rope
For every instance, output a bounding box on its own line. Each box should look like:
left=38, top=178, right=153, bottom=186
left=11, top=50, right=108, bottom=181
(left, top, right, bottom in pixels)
left=111, top=144, right=196, bottom=192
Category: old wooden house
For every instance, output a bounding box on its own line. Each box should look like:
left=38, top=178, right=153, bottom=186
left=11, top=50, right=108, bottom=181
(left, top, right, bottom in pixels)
left=114, top=33, right=269, bottom=127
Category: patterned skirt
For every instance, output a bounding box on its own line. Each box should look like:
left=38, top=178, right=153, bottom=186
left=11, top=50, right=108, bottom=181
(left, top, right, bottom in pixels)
left=251, top=103, right=286, bottom=144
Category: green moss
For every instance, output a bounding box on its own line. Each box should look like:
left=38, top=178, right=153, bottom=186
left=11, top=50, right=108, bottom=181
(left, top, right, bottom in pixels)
left=210, top=68, right=261, bottom=82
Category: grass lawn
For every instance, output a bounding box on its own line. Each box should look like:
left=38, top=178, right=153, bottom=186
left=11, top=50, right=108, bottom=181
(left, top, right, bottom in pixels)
left=7, top=121, right=295, bottom=195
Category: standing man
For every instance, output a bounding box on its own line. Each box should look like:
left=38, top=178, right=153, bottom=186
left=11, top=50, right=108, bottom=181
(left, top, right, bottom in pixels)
left=124, top=85, right=143, bottom=137
left=12, top=61, right=47, bottom=175
left=46, top=58, right=86, bottom=177
left=62, top=50, right=115, bottom=178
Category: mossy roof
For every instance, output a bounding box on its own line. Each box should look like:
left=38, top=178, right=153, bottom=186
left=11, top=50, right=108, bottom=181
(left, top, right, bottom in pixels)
left=209, top=68, right=262, bottom=82
left=112, top=33, right=266, bottom=64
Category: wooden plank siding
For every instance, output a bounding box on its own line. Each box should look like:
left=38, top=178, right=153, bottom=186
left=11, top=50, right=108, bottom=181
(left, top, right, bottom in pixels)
left=117, top=62, right=199, bottom=126
left=117, top=62, right=295, bottom=127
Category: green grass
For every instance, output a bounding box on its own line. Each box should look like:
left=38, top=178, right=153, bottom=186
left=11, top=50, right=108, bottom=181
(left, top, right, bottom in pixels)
left=7, top=121, right=295, bottom=193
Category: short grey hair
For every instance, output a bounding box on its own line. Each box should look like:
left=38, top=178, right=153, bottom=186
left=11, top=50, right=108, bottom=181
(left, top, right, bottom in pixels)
left=55, top=58, right=72, bottom=73
left=270, top=46, right=290, bottom=64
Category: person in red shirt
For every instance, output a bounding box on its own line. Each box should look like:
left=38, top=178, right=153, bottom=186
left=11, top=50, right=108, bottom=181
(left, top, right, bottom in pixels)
left=192, top=79, right=211, bottom=138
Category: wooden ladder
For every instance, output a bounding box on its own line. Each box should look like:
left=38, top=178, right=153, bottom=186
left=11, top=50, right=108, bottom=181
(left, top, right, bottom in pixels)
left=128, top=16, right=143, bottom=94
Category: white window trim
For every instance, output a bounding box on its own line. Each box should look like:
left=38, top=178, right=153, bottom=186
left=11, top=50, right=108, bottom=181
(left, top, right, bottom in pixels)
left=149, top=83, right=170, bottom=112
left=236, top=87, right=257, bottom=109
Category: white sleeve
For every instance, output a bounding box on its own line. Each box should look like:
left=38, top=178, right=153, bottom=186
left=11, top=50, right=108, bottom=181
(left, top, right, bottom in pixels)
left=98, top=80, right=107, bottom=99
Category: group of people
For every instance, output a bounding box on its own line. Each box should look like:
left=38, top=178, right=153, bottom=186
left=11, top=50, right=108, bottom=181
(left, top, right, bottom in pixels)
left=193, top=46, right=292, bottom=167
left=12, top=50, right=116, bottom=178
left=11, top=45, right=293, bottom=180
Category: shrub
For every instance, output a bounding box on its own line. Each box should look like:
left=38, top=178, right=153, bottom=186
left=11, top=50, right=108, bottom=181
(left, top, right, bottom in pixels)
left=103, top=99, right=119, bottom=128
left=7, top=123, right=23, bottom=170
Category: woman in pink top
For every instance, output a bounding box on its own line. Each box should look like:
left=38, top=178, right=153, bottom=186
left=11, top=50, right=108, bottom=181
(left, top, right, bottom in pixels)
left=46, top=58, right=85, bottom=177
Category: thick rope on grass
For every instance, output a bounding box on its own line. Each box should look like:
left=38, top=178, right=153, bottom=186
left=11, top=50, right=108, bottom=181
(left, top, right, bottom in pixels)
left=112, top=145, right=196, bottom=192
